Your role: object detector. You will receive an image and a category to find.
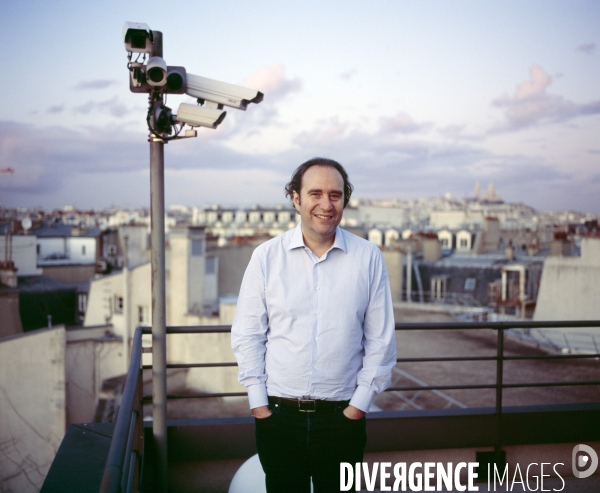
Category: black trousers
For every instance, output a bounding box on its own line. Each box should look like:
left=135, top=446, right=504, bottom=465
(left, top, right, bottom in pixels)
left=255, top=400, right=366, bottom=493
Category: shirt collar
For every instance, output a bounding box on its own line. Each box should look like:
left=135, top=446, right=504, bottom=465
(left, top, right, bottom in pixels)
left=288, top=223, right=347, bottom=254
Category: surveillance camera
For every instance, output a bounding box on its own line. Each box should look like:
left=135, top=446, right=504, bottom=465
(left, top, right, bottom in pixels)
left=186, top=73, right=263, bottom=111
left=165, top=66, right=186, bottom=94
left=146, top=57, right=168, bottom=86
left=123, top=22, right=153, bottom=53
left=151, top=102, right=174, bottom=135
left=175, top=103, right=227, bottom=129
left=129, top=66, right=186, bottom=94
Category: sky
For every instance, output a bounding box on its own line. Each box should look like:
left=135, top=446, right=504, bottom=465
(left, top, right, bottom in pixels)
left=0, top=0, right=599, bottom=213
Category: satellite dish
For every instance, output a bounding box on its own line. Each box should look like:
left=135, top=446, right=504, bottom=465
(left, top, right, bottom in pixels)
left=21, top=217, right=32, bottom=232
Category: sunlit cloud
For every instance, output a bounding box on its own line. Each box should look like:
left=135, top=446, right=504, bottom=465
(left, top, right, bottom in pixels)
left=378, top=112, right=431, bottom=135
left=213, top=64, right=303, bottom=138
left=492, top=64, right=600, bottom=130
left=240, top=64, right=302, bottom=101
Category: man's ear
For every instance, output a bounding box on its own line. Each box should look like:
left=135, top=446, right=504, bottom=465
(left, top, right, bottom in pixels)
left=293, top=191, right=301, bottom=212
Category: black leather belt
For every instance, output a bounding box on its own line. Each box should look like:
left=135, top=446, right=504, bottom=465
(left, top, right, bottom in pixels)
left=268, top=396, right=350, bottom=413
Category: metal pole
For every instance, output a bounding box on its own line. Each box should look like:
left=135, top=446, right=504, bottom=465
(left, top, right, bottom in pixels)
left=149, top=30, right=168, bottom=492
left=495, top=327, right=504, bottom=462
left=406, top=249, right=412, bottom=302
left=123, top=235, right=130, bottom=373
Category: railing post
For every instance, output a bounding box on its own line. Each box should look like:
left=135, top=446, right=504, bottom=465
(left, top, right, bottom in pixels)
left=495, top=327, right=505, bottom=463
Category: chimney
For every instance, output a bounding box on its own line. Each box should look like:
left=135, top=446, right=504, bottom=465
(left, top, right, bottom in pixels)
left=168, top=225, right=207, bottom=324
left=505, top=240, right=515, bottom=261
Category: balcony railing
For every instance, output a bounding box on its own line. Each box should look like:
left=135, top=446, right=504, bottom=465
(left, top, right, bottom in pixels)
left=97, top=320, right=600, bottom=493
left=99, top=328, right=144, bottom=493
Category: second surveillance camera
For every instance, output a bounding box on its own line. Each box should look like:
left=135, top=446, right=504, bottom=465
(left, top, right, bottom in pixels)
left=186, top=73, right=263, bottom=111
left=123, top=22, right=153, bottom=53
left=176, top=103, right=227, bottom=129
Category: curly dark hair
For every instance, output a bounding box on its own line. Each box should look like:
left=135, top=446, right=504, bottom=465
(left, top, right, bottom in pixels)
left=284, top=157, right=353, bottom=211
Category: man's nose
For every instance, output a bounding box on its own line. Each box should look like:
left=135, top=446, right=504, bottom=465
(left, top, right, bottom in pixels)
left=319, top=196, right=333, bottom=210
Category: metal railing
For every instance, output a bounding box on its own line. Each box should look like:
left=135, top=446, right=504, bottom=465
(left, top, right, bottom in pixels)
left=100, top=320, right=600, bottom=492
left=140, top=320, right=600, bottom=405
left=100, top=327, right=144, bottom=493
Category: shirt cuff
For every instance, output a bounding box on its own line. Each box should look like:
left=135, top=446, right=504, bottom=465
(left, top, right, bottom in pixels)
left=247, top=383, right=269, bottom=410
left=349, top=385, right=375, bottom=413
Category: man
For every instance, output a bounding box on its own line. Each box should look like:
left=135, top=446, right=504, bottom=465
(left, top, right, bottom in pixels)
left=231, top=157, right=397, bottom=492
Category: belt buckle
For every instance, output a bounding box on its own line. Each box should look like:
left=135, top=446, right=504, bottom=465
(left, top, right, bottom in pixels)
left=298, top=399, right=316, bottom=412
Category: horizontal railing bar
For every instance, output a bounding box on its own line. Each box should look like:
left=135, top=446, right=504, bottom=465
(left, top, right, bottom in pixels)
left=140, top=355, right=600, bottom=369
left=142, top=391, right=248, bottom=402
left=140, top=379, right=600, bottom=403
left=392, top=320, right=600, bottom=330
left=141, top=325, right=232, bottom=334
left=502, top=380, right=600, bottom=388
left=386, top=384, right=497, bottom=392
left=397, top=354, right=600, bottom=363
left=140, top=320, right=600, bottom=335
left=397, top=356, right=497, bottom=362
left=142, top=362, right=238, bottom=370
left=504, top=354, right=600, bottom=360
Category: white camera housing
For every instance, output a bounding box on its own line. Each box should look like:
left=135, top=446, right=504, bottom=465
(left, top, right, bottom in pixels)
left=146, top=57, right=168, bottom=86
left=123, top=22, right=153, bottom=53
left=186, top=73, right=263, bottom=110
left=176, top=103, right=227, bottom=129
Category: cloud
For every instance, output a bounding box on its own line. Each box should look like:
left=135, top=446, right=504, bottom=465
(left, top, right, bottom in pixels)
left=240, top=64, right=302, bottom=102
left=211, top=64, right=303, bottom=138
left=2, top=98, right=599, bottom=212
left=576, top=43, right=596, bottom=55
left=0, top=121, right=147, bottom=196
left=339, top=68, right=357, bottom=80
left=378, top=112, right=431, bottom=135
left=47, top=105, right=64, bottom=114
left=293, top=117, right=351, bottom=149
left=492, top=65, right=600, bottom=130
left=74, top=80, right=119, bottom=90
left=73, top=96, right=131, bottom=118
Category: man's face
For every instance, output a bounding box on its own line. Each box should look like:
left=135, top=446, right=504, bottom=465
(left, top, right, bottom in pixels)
left=293, top=165, right=344, bottom=244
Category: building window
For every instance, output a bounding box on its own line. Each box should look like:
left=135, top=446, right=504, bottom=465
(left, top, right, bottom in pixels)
left=138, top=306, right=149, bottom=325
left=431, top=277, right=447, bottom=301
left=78, top=293, right=88, bottom=313
left=205, top=256, right=216, bottom=274
left=464, top=278, right=476, bottom=291
left=114, top=295, right=124, bottom=314
left=108, top=244, right=118, bottom=255
left=460, top=238, right=468, bottom=248
left=441, top=238, right=449, bottom=248
left=191, top=239, right=203, bottom=257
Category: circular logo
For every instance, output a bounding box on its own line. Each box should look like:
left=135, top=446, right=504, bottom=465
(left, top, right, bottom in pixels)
left=572, top=444, right=598, bottom=479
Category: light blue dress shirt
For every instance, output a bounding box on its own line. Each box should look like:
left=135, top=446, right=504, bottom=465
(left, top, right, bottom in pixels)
left=231, top=224, right=397, bottom=413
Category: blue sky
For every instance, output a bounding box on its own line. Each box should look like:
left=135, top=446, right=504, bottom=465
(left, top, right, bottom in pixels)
left=1, top=0, right=599, bottom=212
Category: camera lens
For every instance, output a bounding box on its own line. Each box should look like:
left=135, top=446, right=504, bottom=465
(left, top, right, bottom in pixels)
left=130, top=31, right=147, bottom=49
left=148, top=67, right=164, bottom=83
left=167, top=73, right=184, bottom=91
